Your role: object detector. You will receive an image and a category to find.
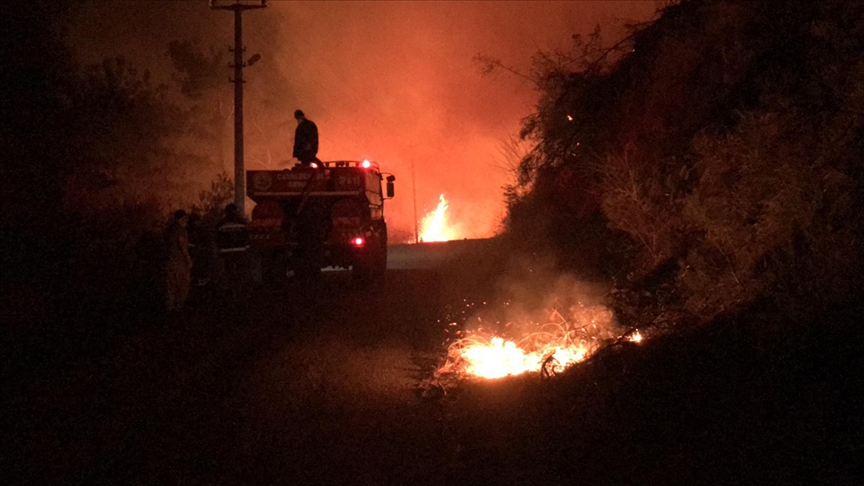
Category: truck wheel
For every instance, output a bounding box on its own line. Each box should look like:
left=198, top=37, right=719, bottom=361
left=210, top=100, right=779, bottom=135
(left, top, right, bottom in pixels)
left=294, top=253, right=322, bottom=280
left=262, top=251, right=288, bottom=284
left=372, top=243, right=387, bottom=279
left=351, top=256, right=371, bottom=283
left=353, top=242, right=386, bottom=284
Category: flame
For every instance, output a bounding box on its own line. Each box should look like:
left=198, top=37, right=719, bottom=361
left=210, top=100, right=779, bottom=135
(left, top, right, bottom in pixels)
left=458, top=336, right=589, bottom=379
left=418, top=194, right=458, bottom=242
left=438, top=304, right=645, bottom=380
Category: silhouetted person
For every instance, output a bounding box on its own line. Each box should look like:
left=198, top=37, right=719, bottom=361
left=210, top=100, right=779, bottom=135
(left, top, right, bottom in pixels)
left=187, top=213, right=214, bottom=287
left=163, top=209, right=191, bottom=312
left=216, top=203, right=250, bottom=283
left=293, top=109, right=320, bottom=166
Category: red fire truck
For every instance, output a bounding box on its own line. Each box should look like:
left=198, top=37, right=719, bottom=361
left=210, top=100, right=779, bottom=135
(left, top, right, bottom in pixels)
left=246, top=160, right=394, bottom=281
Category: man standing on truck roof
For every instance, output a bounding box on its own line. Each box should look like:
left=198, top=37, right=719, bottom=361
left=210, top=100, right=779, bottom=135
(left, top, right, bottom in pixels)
left=293, top=109, right=320, bottom=166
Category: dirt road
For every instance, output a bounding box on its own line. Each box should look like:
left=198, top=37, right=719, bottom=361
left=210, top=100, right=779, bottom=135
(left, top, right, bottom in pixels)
left=12, top=238, right=857, bottom=485
left=8, top=241, right=500, bottom=485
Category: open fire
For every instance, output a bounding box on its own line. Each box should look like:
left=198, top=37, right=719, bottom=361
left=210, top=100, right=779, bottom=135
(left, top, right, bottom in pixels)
left=455, top=334, right=589, bottom=379
left=437, top=303, right=644, bottom=380
left=418, top=194, right=458, bottom=242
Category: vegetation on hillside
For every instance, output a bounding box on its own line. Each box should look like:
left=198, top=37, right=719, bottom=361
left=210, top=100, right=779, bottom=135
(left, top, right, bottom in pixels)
left=503, top=0, right=864, bottom=324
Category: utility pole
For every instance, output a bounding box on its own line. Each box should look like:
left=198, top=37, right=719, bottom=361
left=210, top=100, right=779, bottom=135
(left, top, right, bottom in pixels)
left=210, top=0, right=266, bottom=216
left=412, top=160, right=419, bottom=244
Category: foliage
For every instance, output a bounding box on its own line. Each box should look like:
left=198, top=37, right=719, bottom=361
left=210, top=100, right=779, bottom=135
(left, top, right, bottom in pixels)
left=63, top=57, right=187, bottom=202
left=168, top=38, right=227, bottom=100
left=2, top=3, right=236, bottom=339
left=191, top=172, right=235, bottom=224
left=505, top=0, right=864, bottom=323
left=168, top=37, right=231, bottom=164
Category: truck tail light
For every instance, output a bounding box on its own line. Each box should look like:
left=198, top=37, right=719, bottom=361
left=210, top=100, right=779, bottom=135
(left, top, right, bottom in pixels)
left=351, top=237, right=365, bottom=247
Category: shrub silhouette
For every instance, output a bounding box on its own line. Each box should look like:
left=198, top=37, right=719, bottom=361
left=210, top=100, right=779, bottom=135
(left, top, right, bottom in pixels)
left=505, top=0, right=864, bottom=323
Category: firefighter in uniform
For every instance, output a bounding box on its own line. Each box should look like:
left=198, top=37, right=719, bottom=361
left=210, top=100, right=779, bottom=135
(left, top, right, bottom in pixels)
left=163, top=209, right=192, bottom=312
left=216, top=203, right=250, bottom=283
left=292, top=109, right=320, bottom=166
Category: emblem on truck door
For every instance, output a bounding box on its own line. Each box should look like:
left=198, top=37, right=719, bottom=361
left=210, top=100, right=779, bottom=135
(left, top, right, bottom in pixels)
left=252, top=172, right=273, bottom=192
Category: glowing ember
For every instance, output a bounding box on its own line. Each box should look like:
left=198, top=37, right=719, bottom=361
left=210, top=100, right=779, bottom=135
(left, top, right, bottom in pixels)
left=630, top=330, right=643, bottom=343
left=419, top=194, right=457, bottom=242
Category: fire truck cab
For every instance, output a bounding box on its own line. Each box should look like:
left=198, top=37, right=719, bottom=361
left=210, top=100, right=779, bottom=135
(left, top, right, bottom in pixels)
left=247, top=160, right=394, bottom=281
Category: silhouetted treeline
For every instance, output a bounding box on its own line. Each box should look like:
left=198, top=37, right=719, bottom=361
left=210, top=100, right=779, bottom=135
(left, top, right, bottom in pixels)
left=2, top=1, right=231, bottom=359
left=507, top=0, right=864, bottom=323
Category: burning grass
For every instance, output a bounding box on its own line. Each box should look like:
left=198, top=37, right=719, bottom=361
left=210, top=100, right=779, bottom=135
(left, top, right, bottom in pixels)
left=419, top=194, right=459, bottom=242
left=435, top=298, right=645, bottom=382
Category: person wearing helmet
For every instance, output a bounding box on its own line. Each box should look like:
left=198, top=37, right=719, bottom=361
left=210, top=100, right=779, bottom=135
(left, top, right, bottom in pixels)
left=292, top=109, right=320, bottom=167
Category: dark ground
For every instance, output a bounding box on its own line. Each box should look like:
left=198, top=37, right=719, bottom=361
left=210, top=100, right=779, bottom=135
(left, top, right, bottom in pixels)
left=4, top=239, right=863, bottom=485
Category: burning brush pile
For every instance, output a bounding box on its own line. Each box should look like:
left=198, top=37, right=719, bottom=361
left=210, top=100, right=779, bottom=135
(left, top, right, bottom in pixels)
left=430, top=280, right=645, bottom=388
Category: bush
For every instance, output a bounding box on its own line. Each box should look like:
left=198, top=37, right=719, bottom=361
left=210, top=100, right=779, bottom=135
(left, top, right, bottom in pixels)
left=506, top=0, right=864, bottom=324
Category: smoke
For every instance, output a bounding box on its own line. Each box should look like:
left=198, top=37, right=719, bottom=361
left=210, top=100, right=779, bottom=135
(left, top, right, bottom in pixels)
left=493, top=252, right=618, bottom=335
left=435, top=249, right=624, bottom=380
left=65, top=0, right=657, bottom=235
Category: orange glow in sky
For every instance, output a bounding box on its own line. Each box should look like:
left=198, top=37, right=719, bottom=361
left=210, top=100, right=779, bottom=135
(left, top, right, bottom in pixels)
left=67, top=1, right=660, bottom=236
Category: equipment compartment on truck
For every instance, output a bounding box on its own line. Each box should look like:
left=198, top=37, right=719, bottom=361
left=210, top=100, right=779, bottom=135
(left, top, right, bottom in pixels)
left=247, top=160, right=395, bottom=282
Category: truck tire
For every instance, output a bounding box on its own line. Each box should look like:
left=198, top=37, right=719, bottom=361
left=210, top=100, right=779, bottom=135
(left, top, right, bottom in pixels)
left=372, top=243, right=387, bottom=278
left=353, top=240, right=386, bottom=284
left=262, top=250, right=288, bottom=284
left=294, top=249, right=322, bottom=279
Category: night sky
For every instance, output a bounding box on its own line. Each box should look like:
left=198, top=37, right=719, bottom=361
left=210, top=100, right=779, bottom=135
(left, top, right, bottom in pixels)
left=67, top=1, right=659, bottom=239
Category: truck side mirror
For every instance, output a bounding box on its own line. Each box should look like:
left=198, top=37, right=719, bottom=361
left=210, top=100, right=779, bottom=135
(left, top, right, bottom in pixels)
left=386, top=175, right=395, bottom=198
